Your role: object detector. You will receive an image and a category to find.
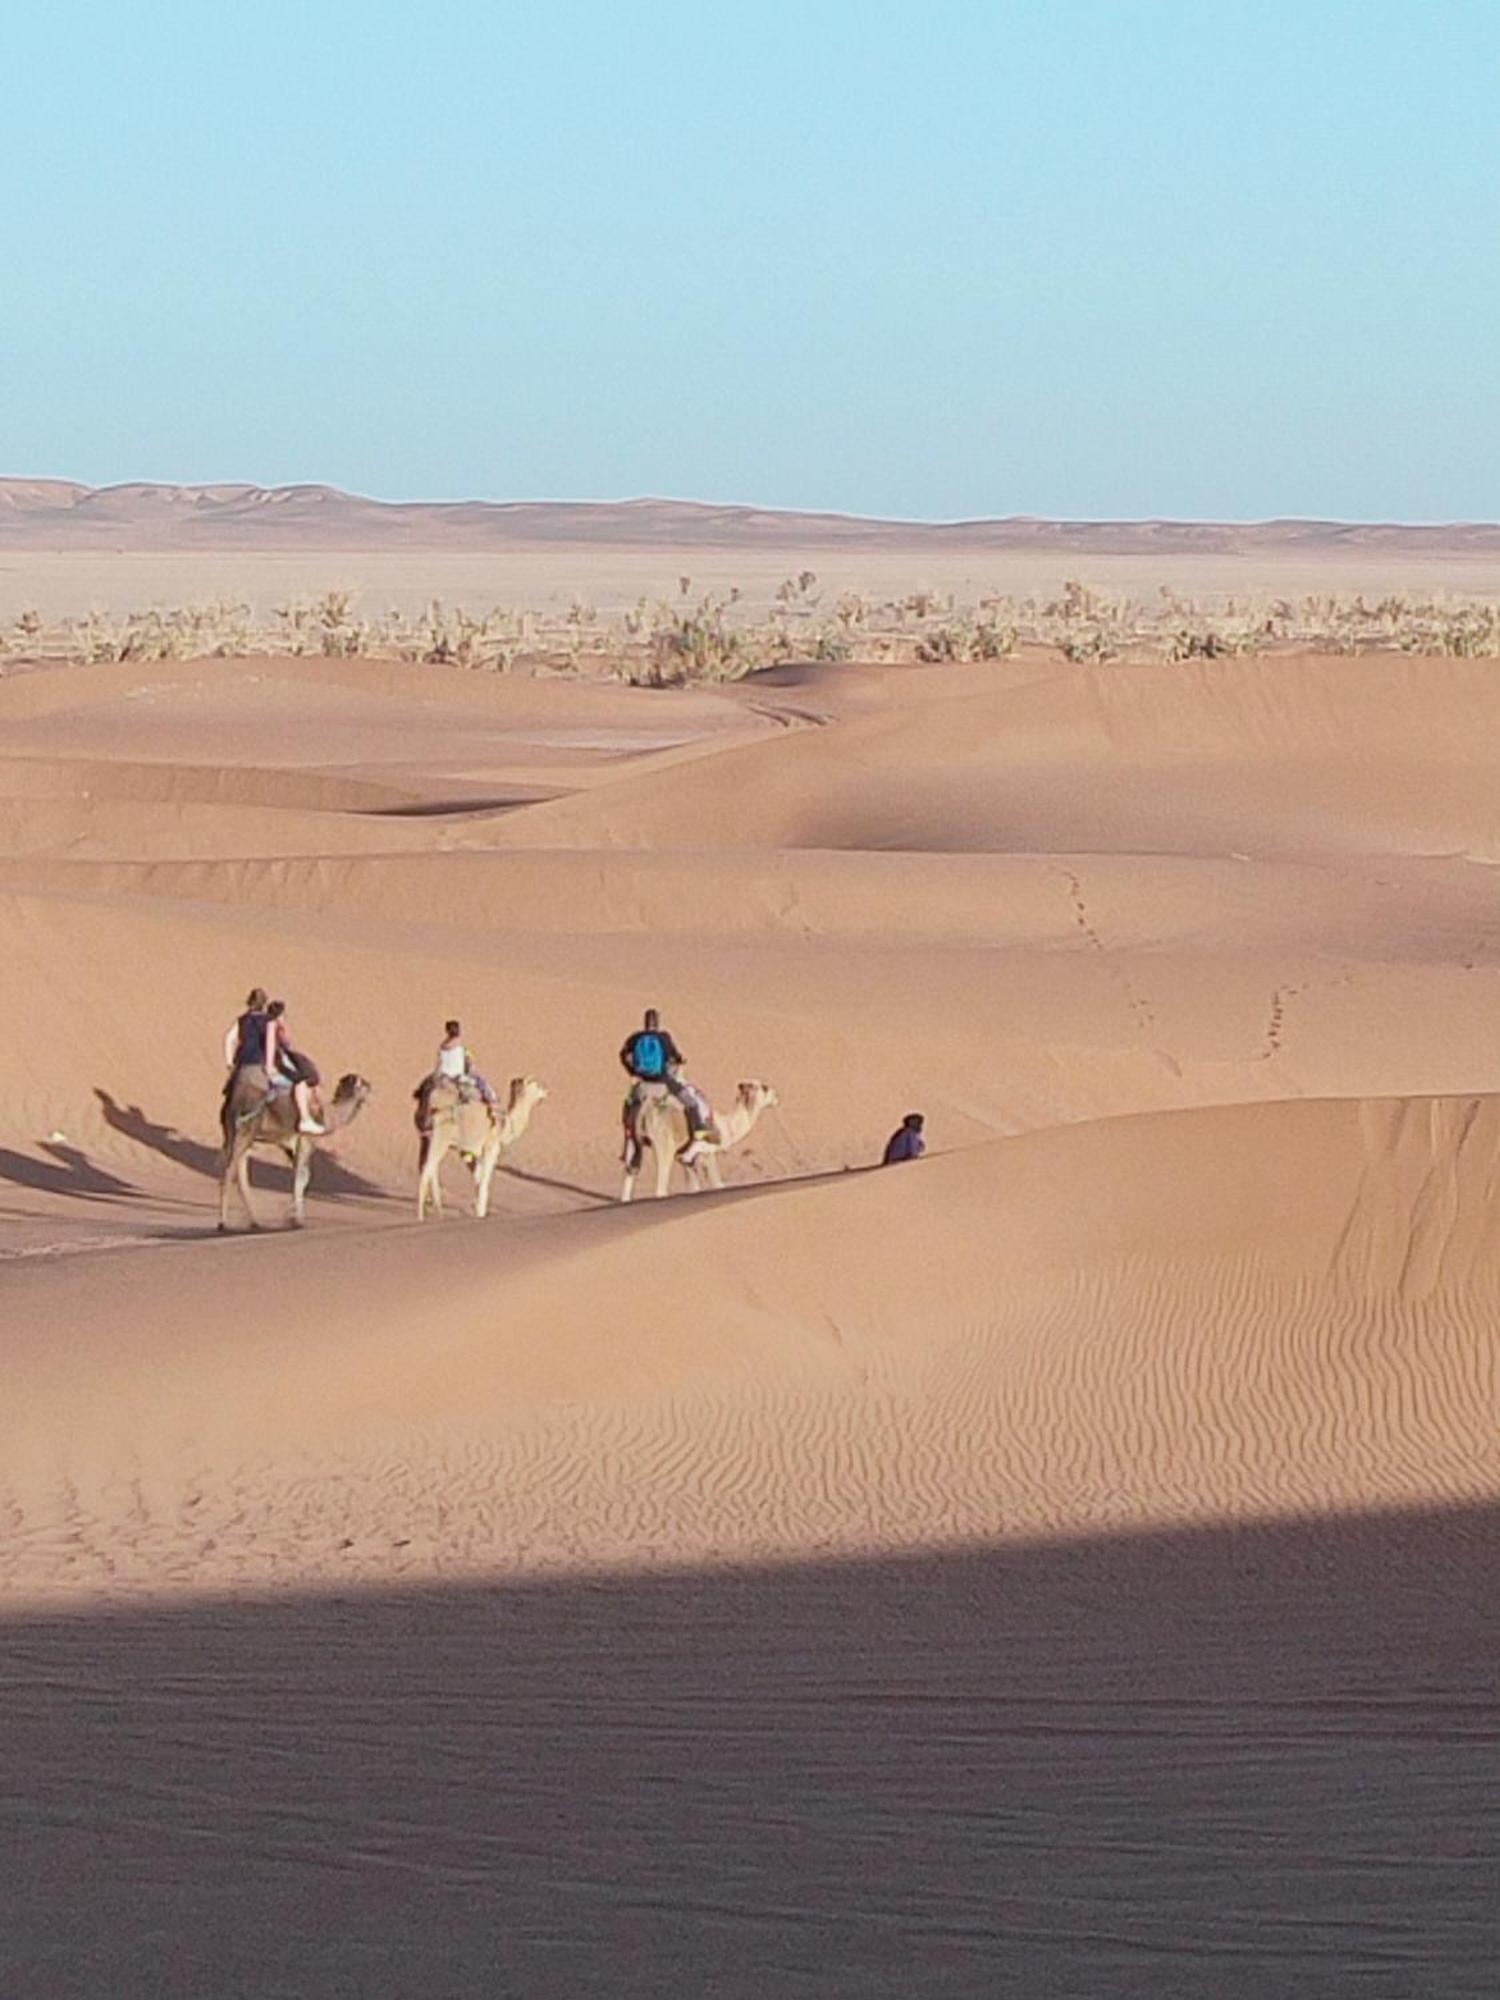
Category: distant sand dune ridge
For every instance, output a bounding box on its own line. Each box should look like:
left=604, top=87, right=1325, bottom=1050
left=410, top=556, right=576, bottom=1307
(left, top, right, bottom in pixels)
left=8, top=475, right=1500, bottom=551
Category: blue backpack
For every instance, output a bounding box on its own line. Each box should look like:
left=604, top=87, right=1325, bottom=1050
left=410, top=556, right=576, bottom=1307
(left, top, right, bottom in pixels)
left=634, top=1031, right=666, bottom=1078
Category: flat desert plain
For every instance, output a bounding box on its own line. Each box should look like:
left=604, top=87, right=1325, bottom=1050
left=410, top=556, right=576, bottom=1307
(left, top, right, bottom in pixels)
left=2, top=595, right=1498, bottom=1991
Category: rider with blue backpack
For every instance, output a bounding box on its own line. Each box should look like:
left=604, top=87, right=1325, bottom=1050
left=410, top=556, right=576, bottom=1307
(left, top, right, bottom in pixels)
left=620, top=1007, right=711, bottom=1157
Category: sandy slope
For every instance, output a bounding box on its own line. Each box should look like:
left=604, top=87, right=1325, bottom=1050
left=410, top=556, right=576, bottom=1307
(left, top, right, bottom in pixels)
left=4, top=1091, right=1498, bottom=1603
left=3, top=644, right=1498, bottom=1565
left=2, top=640, right=1496, bottom=1993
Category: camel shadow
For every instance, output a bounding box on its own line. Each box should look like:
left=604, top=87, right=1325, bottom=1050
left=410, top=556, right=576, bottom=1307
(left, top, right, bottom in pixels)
left=0, top=1143, right=144, bottom=1204
left=92, top=1091, right=222, bottom=1178
left=498, top=1161, right=613, bottom=1204
left=92, top=1088, right=391, bottom=1204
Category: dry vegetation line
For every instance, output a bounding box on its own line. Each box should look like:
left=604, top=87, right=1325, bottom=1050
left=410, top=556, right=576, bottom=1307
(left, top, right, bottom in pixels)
left=10, top=574, right=1500, bottom=683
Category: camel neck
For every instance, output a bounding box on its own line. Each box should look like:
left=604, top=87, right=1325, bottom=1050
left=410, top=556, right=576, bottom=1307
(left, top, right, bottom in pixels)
left=716, top=1103, right=757, bottom=1146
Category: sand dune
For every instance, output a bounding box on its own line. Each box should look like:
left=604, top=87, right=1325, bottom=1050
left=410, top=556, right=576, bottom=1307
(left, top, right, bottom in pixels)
left=483, top=653, right=1500, bottom=856
left=4, top=1091, right=1498, bottom=1606
left=5, top=642, right=1497, bottom=1562
left=2, top=636, right=1496, bottom=1991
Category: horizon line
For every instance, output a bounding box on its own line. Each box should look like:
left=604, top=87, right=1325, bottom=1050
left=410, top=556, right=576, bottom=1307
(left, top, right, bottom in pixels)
left=2, top=474, right=1497, bottom=534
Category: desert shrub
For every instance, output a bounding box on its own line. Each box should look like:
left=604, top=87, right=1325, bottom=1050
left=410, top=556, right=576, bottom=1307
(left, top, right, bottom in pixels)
left=808, top=626, right=852, bottom=662
left=408, top=601, right=517, bottom=671
left=633, top=593, right=755, bottom=686
left=915, top=616, right=1016, bottom=662
left=1169, top=628, right=1230, bottom=661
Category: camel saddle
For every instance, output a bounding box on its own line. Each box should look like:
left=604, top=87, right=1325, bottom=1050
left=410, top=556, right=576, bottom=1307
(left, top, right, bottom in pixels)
left=414, top=1071, right=486, bottom=1136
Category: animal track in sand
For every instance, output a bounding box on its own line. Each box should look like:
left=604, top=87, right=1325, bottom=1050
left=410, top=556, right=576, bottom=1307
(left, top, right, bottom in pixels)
left=1255, top=983, right=1306, bottom=1061
left=1058, top=865, right=1157, bottom=1036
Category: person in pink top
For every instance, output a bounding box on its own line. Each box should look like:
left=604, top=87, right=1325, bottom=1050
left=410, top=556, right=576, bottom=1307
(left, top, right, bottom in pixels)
left=265, top=999, right=325, bottom=1135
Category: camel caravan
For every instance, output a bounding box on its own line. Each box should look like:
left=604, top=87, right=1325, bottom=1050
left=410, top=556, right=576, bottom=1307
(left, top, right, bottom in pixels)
left=216, top=993, right=778, bottom=1230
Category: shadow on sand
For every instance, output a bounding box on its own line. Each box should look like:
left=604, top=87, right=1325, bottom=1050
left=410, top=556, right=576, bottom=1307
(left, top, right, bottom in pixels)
left=499, top=1160, right=615, bottom=1205
left=0, top=1142, right=145, bottom=1203
left=3, top=1498, right=1495, bottom=1997
left=92, top=1087, right=390, bottom=1204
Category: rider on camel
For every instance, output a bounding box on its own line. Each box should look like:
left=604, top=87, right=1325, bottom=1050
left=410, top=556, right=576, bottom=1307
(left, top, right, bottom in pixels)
left=620, top=1008, right=712, bottom=1162
left=221, top=986, right=270, bottom=1144
left=265, top=999, right=325, bottom=1136
left=415, top=1019, right=499, bottom=1133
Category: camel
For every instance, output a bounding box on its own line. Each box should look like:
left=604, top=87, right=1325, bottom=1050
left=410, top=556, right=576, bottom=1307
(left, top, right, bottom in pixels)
left=417, top=1075, right=548, bottom=1220
left=218, top=1070, right=372, bottom=1231
left=620, top=1080, right=779, bottom=1202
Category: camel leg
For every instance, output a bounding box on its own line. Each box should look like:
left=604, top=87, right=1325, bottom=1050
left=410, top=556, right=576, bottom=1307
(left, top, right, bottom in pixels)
left=620, top=1129, right=650, bottom=1201
left=418, top=1137, right=444, bottom=1220
left=230, top=1143, right=261, bottom=1231
left=473, top=1142, right=500, bottom=1219
left=619, top=1122, right=644, bottom=1203
left=700, top=1151, right=724, bottom=1191
left=290, top=1140, right=312, bottom=1227
left=653, top=1145, right=674, bottom=1198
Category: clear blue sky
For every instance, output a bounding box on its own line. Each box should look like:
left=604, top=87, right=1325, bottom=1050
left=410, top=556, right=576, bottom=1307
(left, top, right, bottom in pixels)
left=4, top=1, right=1497, bottom=520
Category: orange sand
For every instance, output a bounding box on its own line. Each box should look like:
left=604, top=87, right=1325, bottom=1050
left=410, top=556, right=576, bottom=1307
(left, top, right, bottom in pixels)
left=1, top=635, right=1495, bottom=1993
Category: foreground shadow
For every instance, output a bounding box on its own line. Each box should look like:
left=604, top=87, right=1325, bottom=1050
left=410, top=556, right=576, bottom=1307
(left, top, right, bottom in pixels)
left=2, top=1498, right=1495, bottom=1998
left=93, top=1087, right=389, bottom=1203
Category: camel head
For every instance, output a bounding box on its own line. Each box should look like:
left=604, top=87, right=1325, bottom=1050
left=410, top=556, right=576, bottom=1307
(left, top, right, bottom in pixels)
left=507, top=1075, right=549, bottom=1109
left=736, top=1080, right=778, bottom=1112
left=330, top=1074, right=373, bottom=1120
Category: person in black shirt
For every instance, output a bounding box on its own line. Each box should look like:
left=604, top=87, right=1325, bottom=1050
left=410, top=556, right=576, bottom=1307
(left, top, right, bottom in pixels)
left=220, top=986, right=270, bottom=1145
left=620, top=1008, right=711, bottom=1153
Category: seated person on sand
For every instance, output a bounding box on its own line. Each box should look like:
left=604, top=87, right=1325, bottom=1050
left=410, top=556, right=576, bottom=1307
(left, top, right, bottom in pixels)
left=265, top=998, right=326, bottom=1136
left=620, top=1007, right=713, bottom=1162
left=881, top=1111, right=926, bottom=1165
left=414, top=1018, right=499, bottom=1132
